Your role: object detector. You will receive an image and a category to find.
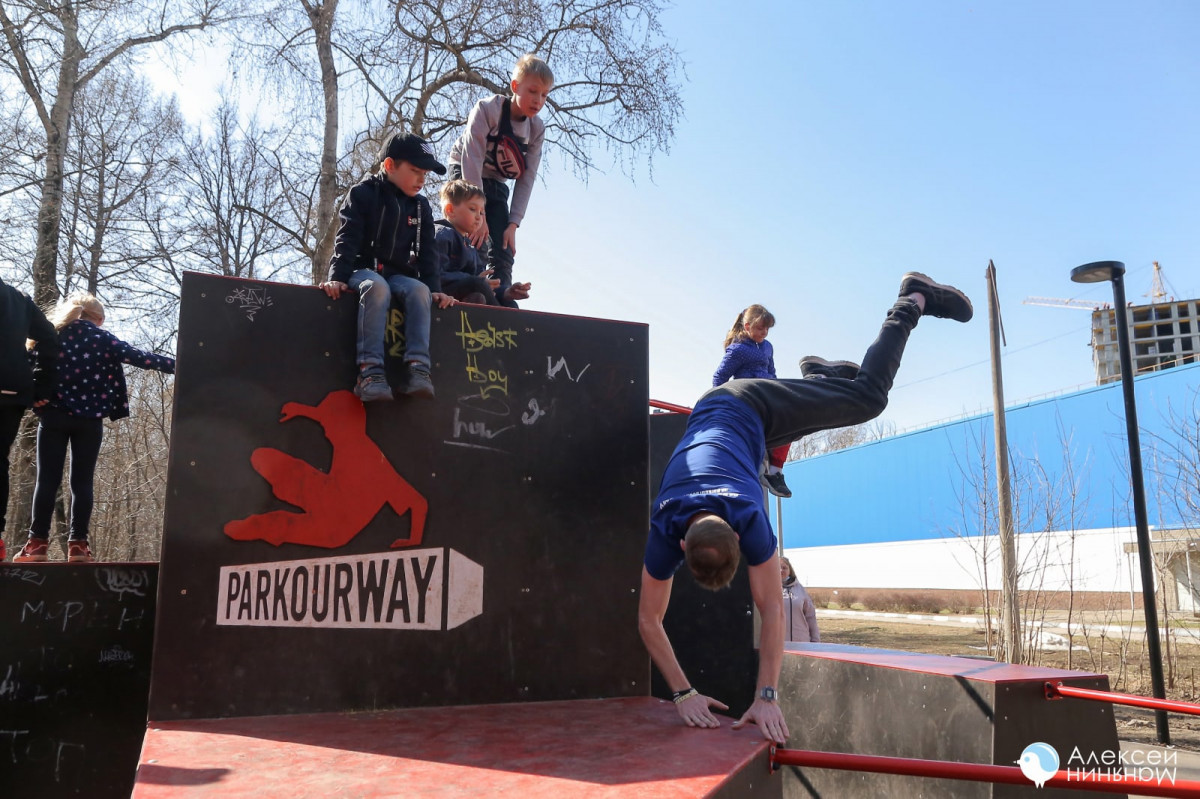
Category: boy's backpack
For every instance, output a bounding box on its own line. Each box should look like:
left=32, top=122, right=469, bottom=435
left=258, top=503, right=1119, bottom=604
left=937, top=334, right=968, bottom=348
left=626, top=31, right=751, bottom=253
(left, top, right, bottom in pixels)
left=486, top=98, right=528, bottom=180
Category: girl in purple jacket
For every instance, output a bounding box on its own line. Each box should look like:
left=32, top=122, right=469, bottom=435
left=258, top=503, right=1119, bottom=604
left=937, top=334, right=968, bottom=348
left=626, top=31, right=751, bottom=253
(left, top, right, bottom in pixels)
left=712, top=305, right=794, bottom=497
left=13, top=292, right=174, bottom=563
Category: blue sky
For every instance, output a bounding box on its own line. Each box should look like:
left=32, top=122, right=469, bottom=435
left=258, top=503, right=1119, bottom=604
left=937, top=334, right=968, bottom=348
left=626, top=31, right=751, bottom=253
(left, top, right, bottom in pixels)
left=517, top=0, right=1200, bottom=430
left=156, top=1, right=1200, bottom=431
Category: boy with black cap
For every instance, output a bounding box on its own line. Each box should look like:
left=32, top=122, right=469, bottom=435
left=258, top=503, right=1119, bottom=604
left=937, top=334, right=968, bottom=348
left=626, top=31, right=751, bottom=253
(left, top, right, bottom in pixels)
left=322, top=132, right=456, bottom=400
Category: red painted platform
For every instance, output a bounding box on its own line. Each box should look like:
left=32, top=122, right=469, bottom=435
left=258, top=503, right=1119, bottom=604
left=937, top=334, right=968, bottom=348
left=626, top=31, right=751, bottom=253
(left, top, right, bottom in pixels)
left=133, top=696, right=777, bottom=798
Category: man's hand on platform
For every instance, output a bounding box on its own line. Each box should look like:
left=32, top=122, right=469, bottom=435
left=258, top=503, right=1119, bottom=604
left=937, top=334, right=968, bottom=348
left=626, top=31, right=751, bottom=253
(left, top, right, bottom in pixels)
left=732, top=698, right=789, bottom=744
left=321, top=281, right=349, bottom=300
left=675, top=692, right=728, bottom=729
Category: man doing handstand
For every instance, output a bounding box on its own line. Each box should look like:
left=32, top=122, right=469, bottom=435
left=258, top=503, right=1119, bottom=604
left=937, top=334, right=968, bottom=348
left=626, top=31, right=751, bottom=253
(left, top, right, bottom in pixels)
left=638, top=272, right=973, bottom=744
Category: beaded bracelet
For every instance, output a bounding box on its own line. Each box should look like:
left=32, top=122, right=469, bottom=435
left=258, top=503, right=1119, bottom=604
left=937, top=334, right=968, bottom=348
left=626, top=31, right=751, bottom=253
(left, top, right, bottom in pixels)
left=672, top=688, right=698, bottom=705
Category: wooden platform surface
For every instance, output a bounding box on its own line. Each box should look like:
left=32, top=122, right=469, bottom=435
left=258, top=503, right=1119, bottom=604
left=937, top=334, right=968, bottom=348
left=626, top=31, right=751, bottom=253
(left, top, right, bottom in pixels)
left=134, top=696, right=772, bottom=798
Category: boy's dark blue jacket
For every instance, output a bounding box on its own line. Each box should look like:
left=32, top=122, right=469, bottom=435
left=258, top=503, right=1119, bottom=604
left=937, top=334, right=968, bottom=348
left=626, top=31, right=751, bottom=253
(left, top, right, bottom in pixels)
left=0, top=277, right=58, bottom=407
left=327, top=173, right=440, bottom=291
left=433, top=219, right=489, bottom=277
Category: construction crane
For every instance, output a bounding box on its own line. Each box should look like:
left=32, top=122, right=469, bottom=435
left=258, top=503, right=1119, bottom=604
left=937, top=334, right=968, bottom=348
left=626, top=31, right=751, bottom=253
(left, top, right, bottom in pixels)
left=1145, top=261, right=1178, bottom=303
left=1022, top=296, right=1106, bottom=310
left=1024, top=260, right=1177, bottom=311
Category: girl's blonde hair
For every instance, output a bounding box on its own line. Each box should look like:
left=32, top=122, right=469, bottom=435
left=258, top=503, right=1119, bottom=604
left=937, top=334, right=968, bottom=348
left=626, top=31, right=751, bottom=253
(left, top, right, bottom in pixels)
left=723, top=304, right=775, bottom=349
left=50, top=291, right=105, bottom=331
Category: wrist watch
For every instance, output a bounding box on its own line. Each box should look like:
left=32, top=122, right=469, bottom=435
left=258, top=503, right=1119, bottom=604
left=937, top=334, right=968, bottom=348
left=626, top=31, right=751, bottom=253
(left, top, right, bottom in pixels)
left=759, top=686, right=777, bottom=702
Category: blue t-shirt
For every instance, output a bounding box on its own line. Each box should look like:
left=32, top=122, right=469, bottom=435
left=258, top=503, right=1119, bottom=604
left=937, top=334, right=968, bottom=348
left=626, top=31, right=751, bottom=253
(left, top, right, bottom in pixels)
left=644, top=394, right=776, bottom=580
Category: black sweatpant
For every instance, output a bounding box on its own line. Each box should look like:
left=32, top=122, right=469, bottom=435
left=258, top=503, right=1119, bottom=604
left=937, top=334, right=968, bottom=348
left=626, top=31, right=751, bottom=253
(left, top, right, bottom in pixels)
left=0, top=403, right=25, bottom=533
left=703, top=299, right=921, bottom=449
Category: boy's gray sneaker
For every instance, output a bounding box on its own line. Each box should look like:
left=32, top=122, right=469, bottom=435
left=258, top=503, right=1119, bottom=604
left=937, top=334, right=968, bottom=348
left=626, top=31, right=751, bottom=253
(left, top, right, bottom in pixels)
left=354, top=373, right=394, bottom=402
left=799, top=356, right=861, bottom=380
left=403, top=365, right=435, bottom=399
left=898, top=272, right=974, bottom=323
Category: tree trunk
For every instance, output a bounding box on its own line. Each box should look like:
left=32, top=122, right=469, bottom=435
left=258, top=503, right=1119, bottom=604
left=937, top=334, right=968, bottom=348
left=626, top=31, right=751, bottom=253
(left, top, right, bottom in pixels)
left=306, top=0, right=339, bottom=285
left=8, top=10, right=83, bottom=541
left=32, top=7, right=83, bottom=306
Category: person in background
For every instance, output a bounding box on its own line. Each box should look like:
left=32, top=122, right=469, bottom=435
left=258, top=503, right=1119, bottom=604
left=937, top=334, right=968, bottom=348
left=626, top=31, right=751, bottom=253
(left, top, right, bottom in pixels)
left=446, top=54, right=550, bottom=307
left=321, top=132, right=456, bottom=401
left=780, top=556, right=820, bottom=643
left=12, top=292, right=174, bottom=563
left=0, top=276, right=59, bottom=562
left=434, top=179, right=501, bottom=305
left=712, top=304, right=793, bottom=498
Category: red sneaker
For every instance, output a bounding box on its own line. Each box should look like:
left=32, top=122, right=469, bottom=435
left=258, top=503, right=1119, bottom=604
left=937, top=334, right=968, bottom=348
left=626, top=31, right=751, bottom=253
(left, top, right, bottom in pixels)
left=67, top=541, right=95, bottom=563
left=13, top=538, right=50, bottom=563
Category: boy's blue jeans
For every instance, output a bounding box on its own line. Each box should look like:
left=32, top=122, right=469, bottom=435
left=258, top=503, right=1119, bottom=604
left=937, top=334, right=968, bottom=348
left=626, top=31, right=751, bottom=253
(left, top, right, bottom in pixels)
left=347, top=269, right=431, bottom=372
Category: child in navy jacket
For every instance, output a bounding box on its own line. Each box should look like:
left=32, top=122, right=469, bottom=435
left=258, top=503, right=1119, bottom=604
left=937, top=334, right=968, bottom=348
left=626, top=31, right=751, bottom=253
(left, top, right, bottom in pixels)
left=434, top=180, right=500, bottom=305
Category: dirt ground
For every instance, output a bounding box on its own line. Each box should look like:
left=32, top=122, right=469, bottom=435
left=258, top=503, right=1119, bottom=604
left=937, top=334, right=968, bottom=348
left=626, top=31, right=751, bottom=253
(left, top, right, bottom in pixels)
left=819, top=617, right=1200, bottom=752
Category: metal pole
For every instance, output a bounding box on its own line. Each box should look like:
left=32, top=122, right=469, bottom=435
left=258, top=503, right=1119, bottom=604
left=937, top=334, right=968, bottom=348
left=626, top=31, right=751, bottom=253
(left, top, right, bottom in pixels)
left=1045, top=681, right=1200, bottom=717
left=986, top=262, right=1022, bottom=664
left=1111, top=271, right=1171, bottom=744
left=768, top=747, right=1200, bottom=797
left=776, top=493, right=784, bottom=553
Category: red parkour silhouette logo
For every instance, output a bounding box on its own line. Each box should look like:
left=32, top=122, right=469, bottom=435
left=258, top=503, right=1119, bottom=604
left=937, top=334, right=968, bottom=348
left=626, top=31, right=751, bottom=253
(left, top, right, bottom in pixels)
left=224, top=390, right=427, bottom=549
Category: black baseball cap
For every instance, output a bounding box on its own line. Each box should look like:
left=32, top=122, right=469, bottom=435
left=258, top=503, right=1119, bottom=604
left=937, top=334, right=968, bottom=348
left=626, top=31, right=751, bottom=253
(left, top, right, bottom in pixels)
left=382, top=132, right=447, bottom=175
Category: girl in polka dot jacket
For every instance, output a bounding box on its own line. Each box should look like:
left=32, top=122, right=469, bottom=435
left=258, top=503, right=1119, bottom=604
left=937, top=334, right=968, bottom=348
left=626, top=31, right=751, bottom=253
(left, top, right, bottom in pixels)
left=13, top=292, right=175, bottom=564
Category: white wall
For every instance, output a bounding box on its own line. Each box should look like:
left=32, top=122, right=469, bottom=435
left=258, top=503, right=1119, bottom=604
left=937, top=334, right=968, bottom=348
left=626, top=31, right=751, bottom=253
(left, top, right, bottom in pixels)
left=785, top=527, right=1144, bottom=595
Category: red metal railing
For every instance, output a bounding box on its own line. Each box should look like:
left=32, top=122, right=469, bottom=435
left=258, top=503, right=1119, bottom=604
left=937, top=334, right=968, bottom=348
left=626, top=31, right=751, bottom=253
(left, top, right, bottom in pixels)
left=648, top=399, right=692, bottom=415
left=769, top=747, right=1200, bottom=798
left=1045, top=681, right=1200, bottom=718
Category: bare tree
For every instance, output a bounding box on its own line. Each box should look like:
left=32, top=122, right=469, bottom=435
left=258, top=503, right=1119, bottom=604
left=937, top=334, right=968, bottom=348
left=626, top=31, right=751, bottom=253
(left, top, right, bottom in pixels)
left=791, top=419, right=896, bottom=460
left=235, top=0, right=684, bottom=280
left=169, top=100, right=306, bottom=283
left=233, top=0, right=343, bottom=282
left=58, top=71, right=183, bottom=301
left=0, top=0, right=230, bottom=305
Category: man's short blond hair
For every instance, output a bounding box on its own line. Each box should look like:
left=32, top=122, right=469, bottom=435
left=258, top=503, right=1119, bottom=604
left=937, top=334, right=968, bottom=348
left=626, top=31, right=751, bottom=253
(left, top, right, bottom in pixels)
left=440, top=179, right=485, bottom=207
left=513, top=54, right=554, bottom=86
left=684, top=517, right=741, bottom=590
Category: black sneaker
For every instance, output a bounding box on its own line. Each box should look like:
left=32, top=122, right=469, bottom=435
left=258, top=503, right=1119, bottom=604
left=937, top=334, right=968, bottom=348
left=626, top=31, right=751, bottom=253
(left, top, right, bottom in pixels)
left=762, top=472, right=792, bottom=499
left=898, top=272, right=973, bottom=323
left=799, top=356, right=860, bottom=380
left=404, top=365, right=435, bottom=399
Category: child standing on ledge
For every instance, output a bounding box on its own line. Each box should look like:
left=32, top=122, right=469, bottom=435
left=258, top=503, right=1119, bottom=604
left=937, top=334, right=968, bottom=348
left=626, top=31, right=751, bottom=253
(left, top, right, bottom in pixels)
left=446, top=54, right=551, bottom=307
left=713, top=304, right=793, bottom=498
left=13, top=292, right=174, bottom=563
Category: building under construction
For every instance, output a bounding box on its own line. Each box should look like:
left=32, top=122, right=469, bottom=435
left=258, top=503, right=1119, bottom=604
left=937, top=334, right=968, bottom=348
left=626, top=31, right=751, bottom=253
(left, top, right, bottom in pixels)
left=1089, top=262, right=1200, bottom=384
left=1089, top=293, right=1200, bottom=384
left=1028, top=262, right=1200, bottom=384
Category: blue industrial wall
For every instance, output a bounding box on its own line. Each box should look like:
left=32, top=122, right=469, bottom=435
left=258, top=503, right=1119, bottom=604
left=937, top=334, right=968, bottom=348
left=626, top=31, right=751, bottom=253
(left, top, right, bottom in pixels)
left=781, top=361, right=1200, bottom=549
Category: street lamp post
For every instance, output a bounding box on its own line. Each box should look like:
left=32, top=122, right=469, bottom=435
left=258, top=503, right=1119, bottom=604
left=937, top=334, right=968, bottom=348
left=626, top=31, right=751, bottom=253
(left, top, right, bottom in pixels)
left=1070, top=260, right=1170, bottom=745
